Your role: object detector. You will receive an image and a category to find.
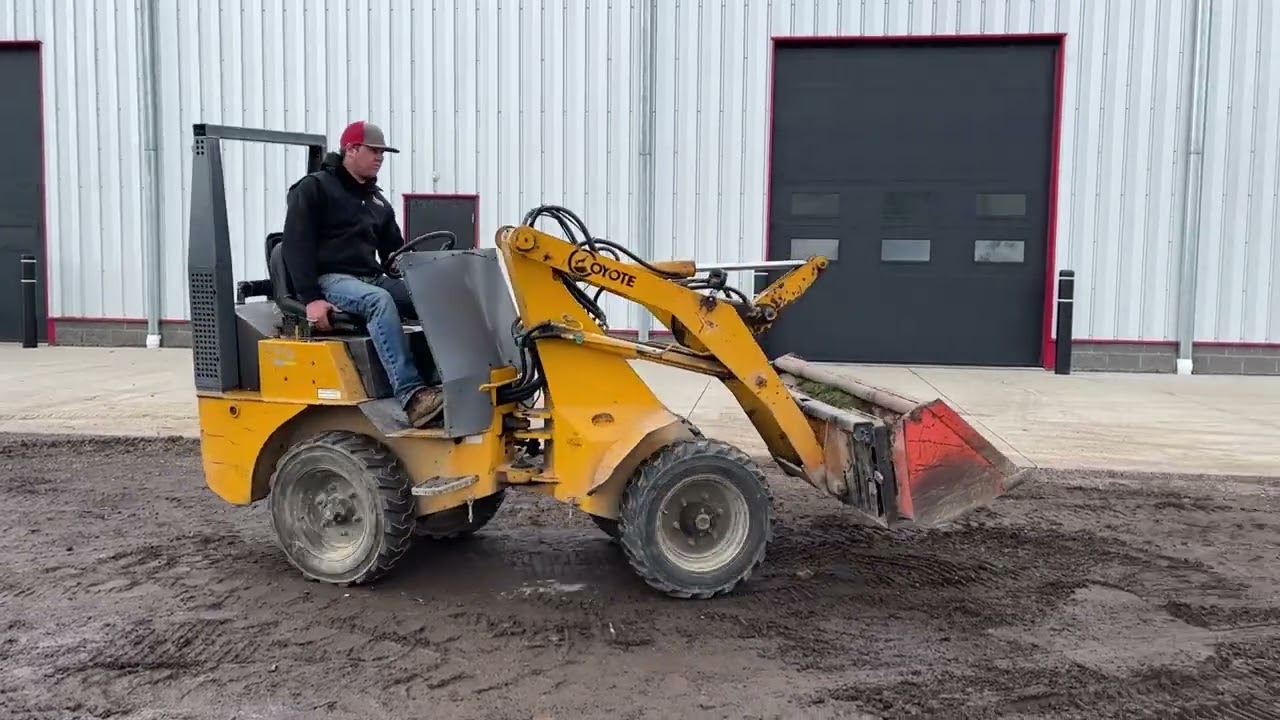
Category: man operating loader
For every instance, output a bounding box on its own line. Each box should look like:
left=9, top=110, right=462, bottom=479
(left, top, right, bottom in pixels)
left=281, top=120, right=444, bottom=428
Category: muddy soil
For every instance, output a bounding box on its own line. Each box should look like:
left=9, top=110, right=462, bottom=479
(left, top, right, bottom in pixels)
left=1, top=433, right=1279, bottom=720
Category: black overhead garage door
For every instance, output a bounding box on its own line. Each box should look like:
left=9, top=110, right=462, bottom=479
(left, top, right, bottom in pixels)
left=762, top=38, right=1058, bottom=366
left=0, top=45, right=45, bottom=343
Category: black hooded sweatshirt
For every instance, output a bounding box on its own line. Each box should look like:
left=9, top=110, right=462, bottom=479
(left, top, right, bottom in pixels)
left=281, top=151, right=404, bottom=304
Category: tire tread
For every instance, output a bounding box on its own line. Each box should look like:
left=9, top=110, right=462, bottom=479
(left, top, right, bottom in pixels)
left=269, top=430, right=415, bottom=586
left=617, top=438, right=773, bottom=599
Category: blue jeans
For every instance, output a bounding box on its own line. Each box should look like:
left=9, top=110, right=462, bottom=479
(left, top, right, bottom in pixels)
left=317, top=273, right=426, bottom=409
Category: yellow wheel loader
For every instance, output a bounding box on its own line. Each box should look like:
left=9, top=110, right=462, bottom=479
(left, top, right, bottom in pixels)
left=187, top=124, right=1029, bottom=598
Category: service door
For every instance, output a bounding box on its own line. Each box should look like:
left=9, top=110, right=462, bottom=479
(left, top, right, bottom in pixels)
left=0, top=46, right=45, bottom=342
left=403, top=194, right=478, bottom=251
left=763, top=39, right=1058, bottom=366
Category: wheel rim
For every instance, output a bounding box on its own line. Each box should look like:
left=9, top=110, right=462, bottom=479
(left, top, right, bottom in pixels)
left=275, top=465, right=377, bottom=575
left=655, top=474, right=751, bottom=574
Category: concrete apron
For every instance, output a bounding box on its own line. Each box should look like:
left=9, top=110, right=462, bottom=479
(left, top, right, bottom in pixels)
left=2, top=344, right=1277, bottom=479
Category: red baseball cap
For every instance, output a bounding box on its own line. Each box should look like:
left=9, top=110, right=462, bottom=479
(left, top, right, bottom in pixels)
left=339, top=120, right=400, bottom=153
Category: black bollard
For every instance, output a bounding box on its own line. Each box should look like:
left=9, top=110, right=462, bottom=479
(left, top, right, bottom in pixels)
left=21, top=254, right=38, bottom=348
left=1055, top=269, right=1074, bottom=375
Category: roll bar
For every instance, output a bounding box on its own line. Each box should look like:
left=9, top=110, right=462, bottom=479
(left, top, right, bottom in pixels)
left=187, top=123, right=328, bottom=392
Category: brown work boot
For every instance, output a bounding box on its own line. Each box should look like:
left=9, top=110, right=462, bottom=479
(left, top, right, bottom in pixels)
left=405, top=386, right=445, bottom=428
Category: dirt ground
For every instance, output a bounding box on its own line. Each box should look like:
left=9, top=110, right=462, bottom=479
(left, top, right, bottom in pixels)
left=2, top=433, right=1279, bottom=720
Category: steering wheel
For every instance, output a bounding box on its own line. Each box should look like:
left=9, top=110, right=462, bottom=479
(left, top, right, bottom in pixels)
left=384, top=230, right=458, bottom=277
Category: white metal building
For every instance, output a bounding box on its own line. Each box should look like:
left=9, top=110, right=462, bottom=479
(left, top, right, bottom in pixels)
left=0, top=0, right=1276, bottom=374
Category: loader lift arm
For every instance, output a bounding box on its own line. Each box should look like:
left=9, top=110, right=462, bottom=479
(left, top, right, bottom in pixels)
left=494, top=206, right=1027, bottom=530
left=494, top=217, right=852, bottom=501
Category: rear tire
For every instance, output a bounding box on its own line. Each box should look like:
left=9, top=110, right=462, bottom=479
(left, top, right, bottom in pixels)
left=268, top=430, right=415, bottom=586
left=413, top=489, right=506, bottom=540
left=617, top=438, right=773, bottom=599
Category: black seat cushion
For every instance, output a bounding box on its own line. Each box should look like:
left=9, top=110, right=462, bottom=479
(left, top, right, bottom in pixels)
left=264, top=232, right=363, bottom=334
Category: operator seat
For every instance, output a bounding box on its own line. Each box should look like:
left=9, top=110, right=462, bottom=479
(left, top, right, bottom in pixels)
left=264, top=232, right=363, bottom=334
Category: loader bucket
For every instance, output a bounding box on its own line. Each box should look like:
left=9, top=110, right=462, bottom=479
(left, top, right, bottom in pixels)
left=772, top=354, right=1030, bottom=529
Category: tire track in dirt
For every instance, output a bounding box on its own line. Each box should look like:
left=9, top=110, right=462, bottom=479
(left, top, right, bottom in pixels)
left=2, top=433, right=1279, bottom=719
left=0, top=532, right=274, bottom=614
left=815, top=636, right=1280, bottom=719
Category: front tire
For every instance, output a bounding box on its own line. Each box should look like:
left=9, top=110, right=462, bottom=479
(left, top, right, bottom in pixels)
left=268, top=430, right=415, bottom=586
left=617, top=438, right=773, bottom=599
left=590, top=417, right=701, bottom=544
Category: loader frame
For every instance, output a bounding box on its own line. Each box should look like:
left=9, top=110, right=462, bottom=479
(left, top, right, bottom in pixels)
left=184, top=123, right=1029, bottom=599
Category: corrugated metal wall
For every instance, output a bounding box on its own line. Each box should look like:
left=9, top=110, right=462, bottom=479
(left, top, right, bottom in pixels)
left=1, top=0, right=1277, bottom=343
left=1194, top=0, right=1280, bottom=344
left=1, top=0, right=145, bottom=323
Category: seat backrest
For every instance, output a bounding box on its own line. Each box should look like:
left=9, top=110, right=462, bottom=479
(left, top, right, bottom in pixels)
left=265, top=231, right=284, bottom=266
left=265, top=233, right=303, bottom=313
